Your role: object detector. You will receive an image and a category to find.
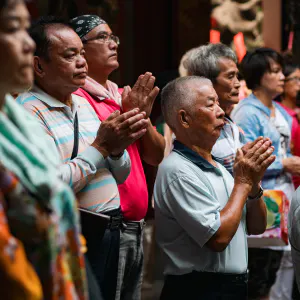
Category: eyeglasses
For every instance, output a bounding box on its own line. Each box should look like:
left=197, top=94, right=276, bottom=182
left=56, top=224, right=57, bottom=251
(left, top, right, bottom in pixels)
left=82, top=32, right=120, bottom=45
left=285, top=77, right=300, bottom=83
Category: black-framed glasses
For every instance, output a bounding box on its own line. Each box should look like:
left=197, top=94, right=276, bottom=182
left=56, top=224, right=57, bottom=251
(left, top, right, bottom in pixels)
left=285, top=77, right=300, bottom=83
left=82, top=31, right=120, bottom=45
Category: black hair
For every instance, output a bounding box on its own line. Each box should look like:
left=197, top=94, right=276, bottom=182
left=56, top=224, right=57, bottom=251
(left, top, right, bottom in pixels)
left=282, top=53, right=299, bottom=77
left=240, top=48, right=284, bottom=90
left=29, top=16, right=73, bottom=61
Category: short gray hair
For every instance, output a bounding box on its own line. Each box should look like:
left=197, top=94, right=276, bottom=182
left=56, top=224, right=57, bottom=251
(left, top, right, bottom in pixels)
left=161, top=76, right=212, bottom=132
left=178, top=47, right=198, bottom=77
left=186, top=43, right=237, bottom=82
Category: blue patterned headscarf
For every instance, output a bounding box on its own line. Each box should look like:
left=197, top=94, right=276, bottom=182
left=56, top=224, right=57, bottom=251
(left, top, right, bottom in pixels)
left=70, top=15, right=107, bottom=39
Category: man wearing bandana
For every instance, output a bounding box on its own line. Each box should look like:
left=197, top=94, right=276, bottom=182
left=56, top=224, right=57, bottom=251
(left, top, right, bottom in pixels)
left=70, top=15, right=165, bottom=300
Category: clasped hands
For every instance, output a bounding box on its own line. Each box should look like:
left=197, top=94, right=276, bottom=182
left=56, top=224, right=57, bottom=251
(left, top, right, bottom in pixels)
left=234, top=137, right=276, bottom=197
left=92, top=72, right=159, bottom=157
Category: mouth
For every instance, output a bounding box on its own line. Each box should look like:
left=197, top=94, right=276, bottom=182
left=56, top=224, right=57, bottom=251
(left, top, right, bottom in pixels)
left=109, top=53, right=118, bottom=58
left=216, top=122, right=225, bottom=129
left=230, top=92, right=239, bottom=98
left=74, top=72, right=87, bottom=79
left=20, top=63, right=33, bottom=70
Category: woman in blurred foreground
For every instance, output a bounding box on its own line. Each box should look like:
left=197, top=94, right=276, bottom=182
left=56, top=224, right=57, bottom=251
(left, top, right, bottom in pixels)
left=0, top=0, right=87, bottom=299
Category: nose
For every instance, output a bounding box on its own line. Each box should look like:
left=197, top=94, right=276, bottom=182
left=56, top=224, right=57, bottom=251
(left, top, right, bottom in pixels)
left=23, top=31, right=36, bottom=54
left=77, top=55, right=87, bottom=69
left=109, top=39, right=118, bottom=50
left=216, top=104, right=225, bottom=119
left=280, top=71, right=285, bottom=81
left=234, top=77, right=241, bottom=89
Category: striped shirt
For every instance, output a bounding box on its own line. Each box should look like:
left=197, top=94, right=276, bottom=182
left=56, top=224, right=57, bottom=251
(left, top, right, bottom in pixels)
left=211, top=117, right=245, bottom=175
left=17, top=86, right=131, bottom=213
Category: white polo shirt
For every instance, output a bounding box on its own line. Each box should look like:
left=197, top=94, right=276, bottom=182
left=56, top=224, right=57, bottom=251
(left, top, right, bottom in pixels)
left=154, top=140, right=248, bottom=275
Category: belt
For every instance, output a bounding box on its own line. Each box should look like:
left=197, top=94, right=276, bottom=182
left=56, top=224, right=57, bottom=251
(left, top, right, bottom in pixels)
left=193, top=271, right=248, bottom=284
left=122, top=220, right=146, bottom=232
left=103, top=209, right=146, bottom=231
left=167, top=270, right=248, bottom=284
left=103, top=208, right=124, bottom=230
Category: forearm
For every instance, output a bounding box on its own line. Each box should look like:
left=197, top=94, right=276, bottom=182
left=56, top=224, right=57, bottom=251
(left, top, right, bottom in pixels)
left=140, top=120, right=165, bottom=166
left=207, top=182, right=251, bottom=252
left=246, top=196, right=267, bottom=235
left=59, top=146, right=105, bottom=193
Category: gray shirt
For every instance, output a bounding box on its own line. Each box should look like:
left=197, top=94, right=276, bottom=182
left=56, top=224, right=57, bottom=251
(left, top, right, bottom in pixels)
left=154, top=141, right=248, bottom=275
left=289, top=188, right=300, bottom=289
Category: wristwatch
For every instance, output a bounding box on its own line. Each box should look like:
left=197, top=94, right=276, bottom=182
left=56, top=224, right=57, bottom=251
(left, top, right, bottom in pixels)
left=109, top=151, right=124, bottom=160
left=248, top=186, right=264, bottom=200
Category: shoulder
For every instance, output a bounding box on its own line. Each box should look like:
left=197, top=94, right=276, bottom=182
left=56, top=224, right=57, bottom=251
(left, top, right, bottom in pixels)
left=274, top=101, right=293, bottom=122
left=158, top=151, right=196, bottom=177
left=156, top=151, right=211, bottom=194
left=16, top=92, right=41, bottom=107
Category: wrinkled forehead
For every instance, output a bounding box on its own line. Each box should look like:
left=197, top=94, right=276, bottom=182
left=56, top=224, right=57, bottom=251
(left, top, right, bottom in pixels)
left=218, top=57, right=238, bottom=73
left=47, top=26, right=83, bottom=53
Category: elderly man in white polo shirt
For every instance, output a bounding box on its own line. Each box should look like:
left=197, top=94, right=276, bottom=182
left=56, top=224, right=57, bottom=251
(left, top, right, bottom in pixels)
left=154, top=76, right=276, bottom=300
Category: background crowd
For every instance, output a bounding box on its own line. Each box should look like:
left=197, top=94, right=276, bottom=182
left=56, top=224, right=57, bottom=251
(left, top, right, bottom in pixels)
left=2, top=0, right=300, bottom=300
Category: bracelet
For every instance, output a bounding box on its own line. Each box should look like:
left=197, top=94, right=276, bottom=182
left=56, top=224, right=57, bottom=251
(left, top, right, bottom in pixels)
left=109, top=151, right=124, bottom=161
left=248, top=186, right=264, bottom=200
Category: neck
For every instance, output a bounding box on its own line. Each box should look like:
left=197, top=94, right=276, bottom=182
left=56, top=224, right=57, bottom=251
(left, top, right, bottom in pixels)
left=36, top=81, right=73, bottom=108
left=220, top=102, right=234, bottom=116
left=253, top=88, right=274, bottom=109
left=176, top=135, right=215, bottom=165
left=281, top=95, right=297, bottom=110
left=89, top=69, right=110, bottom=89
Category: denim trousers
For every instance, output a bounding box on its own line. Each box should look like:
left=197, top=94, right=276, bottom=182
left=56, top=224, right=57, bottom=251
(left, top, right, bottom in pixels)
left=115, top=220, right=144, bottom=300
left=160, top=271, right=248, bottom=300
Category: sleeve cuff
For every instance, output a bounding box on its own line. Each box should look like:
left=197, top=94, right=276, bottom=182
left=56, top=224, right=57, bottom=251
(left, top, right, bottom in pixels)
left=199, top=212, right=221, bottom=248
left=107, top=150, right=129, bottom=167
left=78, top=146, right=105, bottom=169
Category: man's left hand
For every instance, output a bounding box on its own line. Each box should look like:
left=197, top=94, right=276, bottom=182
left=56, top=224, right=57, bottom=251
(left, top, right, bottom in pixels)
left=122, top=72, right=160, bottom=118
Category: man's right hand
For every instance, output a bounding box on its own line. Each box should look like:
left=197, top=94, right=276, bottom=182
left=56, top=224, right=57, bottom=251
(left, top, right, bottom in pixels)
left=283, top=156, right=300, bottom=176
left=233, top=138, right=276, bottom=188
left=91, top=108, right=149, bottom=158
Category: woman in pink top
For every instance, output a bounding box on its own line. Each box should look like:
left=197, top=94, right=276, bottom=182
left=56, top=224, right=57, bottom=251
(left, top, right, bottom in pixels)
left=279, top=61, right=300, bottom=146
left=279, top=60, right=300, bottom=187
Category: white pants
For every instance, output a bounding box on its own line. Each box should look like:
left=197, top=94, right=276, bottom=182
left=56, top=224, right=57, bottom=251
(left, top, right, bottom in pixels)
left=269, top=250, right=294, bottom=300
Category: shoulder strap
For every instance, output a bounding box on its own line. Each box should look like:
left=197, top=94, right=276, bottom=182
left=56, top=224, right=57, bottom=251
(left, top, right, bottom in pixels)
left=71, top=112, right=79, bottom=160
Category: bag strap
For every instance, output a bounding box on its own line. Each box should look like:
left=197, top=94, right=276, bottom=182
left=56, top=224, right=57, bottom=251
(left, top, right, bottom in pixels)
left=71, top=112, right=79, bottom=160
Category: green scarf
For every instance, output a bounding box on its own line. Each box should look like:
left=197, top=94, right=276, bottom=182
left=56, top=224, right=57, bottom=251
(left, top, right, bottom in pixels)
left=0, top=95, right=87, bottom=299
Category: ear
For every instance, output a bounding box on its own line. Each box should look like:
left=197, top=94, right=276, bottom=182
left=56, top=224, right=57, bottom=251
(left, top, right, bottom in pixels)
left=178, top=109, right=191, bottom=129
left=33, top=56, right=45, bottom=78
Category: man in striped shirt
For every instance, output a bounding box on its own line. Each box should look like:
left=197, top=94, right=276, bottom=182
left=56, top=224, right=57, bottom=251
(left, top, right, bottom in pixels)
left=17, top=17, right=157, bottom=299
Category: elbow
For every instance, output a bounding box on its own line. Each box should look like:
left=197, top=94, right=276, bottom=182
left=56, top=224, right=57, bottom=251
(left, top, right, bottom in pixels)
left=142, top=151, right=164, bottom=166
left=248, top=223, right=266, bottom=236
left=206, top=238, right=230, bottom=253
left=116, top=168, right=131, bottom=184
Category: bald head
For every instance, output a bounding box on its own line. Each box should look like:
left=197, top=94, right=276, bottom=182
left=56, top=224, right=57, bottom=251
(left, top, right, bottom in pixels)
left=161, top=76, right=213, bottom=132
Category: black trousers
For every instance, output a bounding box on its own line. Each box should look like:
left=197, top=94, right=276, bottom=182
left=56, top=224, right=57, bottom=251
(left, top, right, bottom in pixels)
left=83, top=208, right=121, bottom=300
left=160, top=271, right=248, bottom=300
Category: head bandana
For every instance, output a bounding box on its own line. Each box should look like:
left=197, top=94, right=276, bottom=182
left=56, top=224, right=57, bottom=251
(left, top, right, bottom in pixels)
left=70, top=15, right=107, bottom=39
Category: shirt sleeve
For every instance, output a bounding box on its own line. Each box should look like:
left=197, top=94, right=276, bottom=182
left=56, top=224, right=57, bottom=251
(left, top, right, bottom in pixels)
left=106, top=150, right=131, bottom=184
left=18, top=101, right=106, bottom=193
left=163, top=175, right=221, bottom=248
left=289, top=189, right=300, bottom=290
left=59, top=145, right=106, bottom=192
left=233, top=107, right=284, bottom=177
